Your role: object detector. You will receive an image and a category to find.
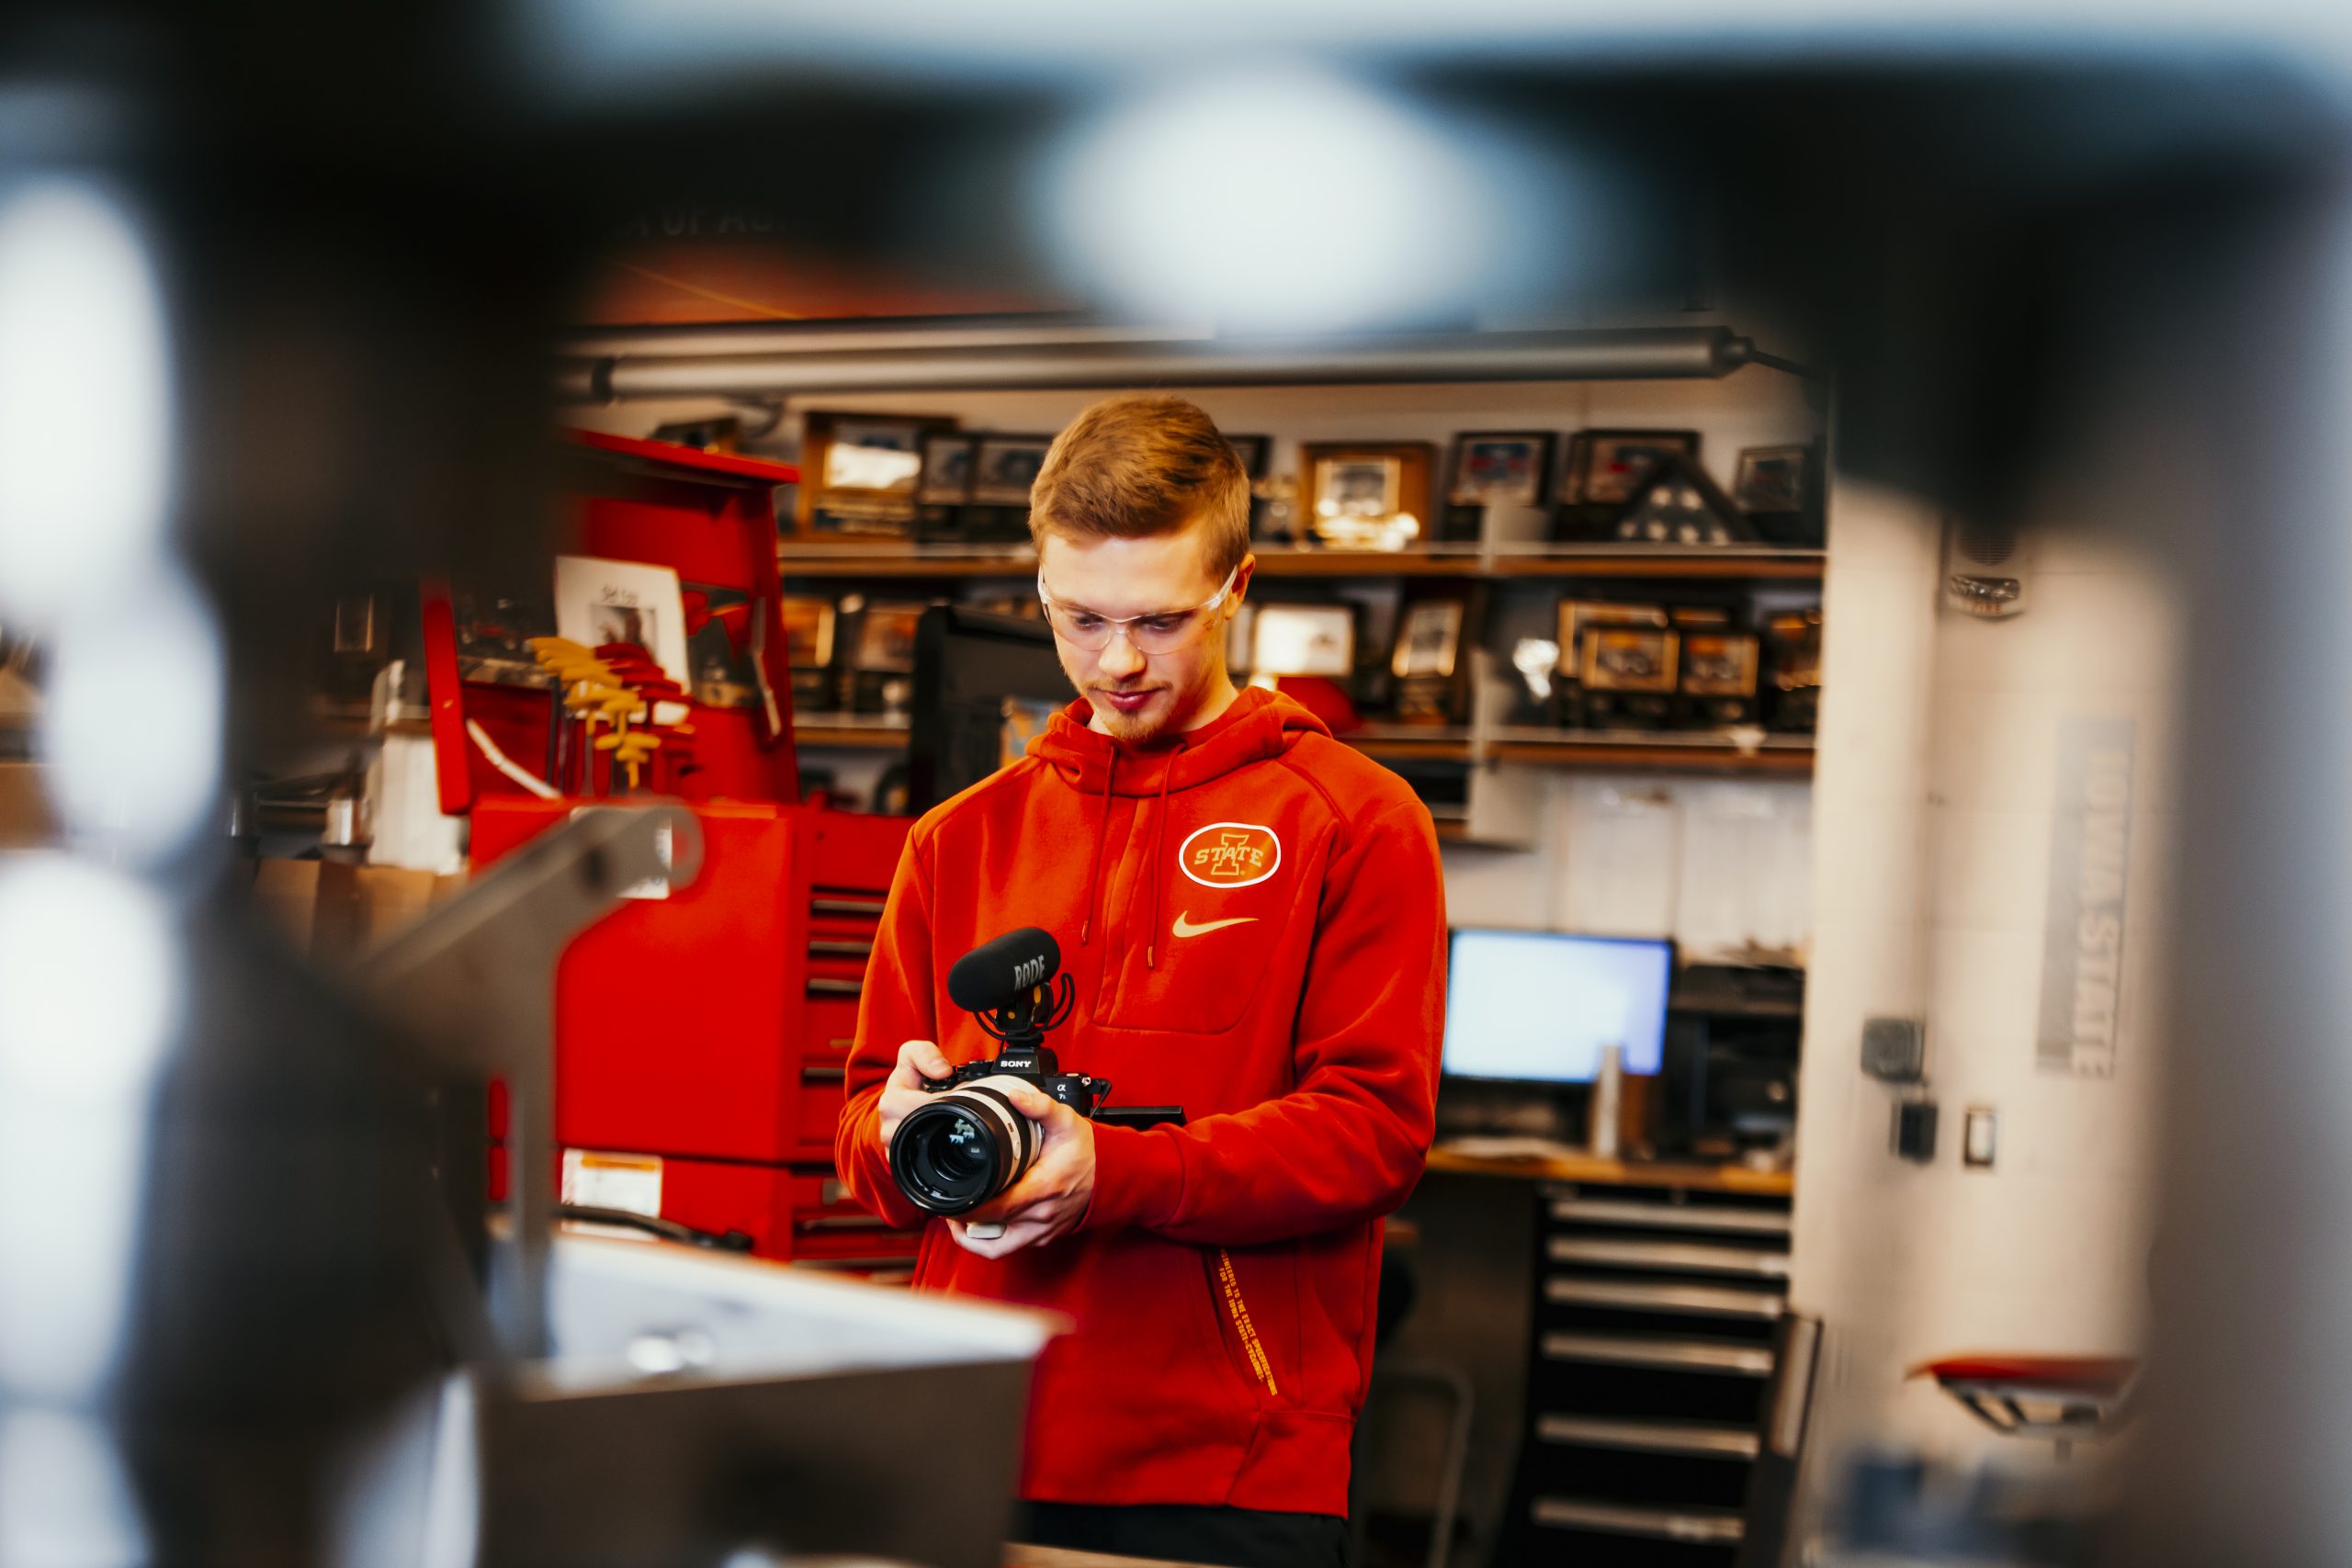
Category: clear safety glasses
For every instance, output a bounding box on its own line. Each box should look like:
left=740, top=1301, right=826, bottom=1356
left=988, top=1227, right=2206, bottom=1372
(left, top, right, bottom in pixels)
left=1037, top=565, right=1238, bottom=654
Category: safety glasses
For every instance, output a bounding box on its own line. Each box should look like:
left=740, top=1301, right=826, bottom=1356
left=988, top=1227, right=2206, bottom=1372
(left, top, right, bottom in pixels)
left=1036, top=564, right=1238, bottom=655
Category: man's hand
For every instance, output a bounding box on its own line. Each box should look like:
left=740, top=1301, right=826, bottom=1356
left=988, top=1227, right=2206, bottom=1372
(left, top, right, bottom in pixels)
left=876, top=1039, right=953, bottom=1145
left=947, top=1076, right=1096, bottom=1260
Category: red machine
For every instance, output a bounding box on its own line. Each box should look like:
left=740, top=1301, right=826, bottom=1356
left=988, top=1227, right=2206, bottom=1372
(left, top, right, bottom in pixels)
left=452, top=433, right=919, bottom=1275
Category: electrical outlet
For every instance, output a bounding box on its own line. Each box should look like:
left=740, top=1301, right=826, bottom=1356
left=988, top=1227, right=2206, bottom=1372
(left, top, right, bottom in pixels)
left=1963, top=1106, right=1998, bottom=1169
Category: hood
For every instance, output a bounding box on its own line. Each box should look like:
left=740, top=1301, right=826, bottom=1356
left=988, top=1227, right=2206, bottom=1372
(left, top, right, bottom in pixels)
left=1029, top=685, right=1328, bottom=795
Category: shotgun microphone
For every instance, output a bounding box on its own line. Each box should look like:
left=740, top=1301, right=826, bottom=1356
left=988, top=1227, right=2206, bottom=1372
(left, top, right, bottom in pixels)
left=946, top=926, right=1062, bottom=1013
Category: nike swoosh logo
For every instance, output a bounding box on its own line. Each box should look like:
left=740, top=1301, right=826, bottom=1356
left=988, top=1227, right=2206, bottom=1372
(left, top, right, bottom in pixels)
left=1172, top=912, right=1259, bottom=939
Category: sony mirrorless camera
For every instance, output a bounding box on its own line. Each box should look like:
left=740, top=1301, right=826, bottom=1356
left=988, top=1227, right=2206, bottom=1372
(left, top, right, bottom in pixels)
left=888, top=928, right=1183, bottom=1217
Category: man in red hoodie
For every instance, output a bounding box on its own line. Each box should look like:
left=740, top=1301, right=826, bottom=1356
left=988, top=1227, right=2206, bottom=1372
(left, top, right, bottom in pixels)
left=835, top=394, right=1446, bottom=1568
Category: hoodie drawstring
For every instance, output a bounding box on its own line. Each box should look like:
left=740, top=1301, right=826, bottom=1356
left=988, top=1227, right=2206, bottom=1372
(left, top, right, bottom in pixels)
left=1079, top=749, right=1116, bottom=946
left=1146, top=740, right=1186, bottom=970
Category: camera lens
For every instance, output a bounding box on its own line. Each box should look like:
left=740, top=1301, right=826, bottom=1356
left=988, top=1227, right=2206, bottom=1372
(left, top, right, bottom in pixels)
left=888, top=1085, right=1040, bottom=1217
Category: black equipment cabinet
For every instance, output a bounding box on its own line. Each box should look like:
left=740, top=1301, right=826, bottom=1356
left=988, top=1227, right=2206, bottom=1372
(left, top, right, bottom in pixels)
left=1492, top=1180, right=1796, bottom=1567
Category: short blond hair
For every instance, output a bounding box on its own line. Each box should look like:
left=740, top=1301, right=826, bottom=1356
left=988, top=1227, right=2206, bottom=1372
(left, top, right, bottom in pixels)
left=1028, top=395, right=1251, bottom=578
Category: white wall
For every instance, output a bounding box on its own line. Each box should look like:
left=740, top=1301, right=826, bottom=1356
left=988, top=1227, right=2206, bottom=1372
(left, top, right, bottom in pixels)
left=1442, top=774, right=1813, bottom=958
left=1790, top=483, right=2180, bottom=1513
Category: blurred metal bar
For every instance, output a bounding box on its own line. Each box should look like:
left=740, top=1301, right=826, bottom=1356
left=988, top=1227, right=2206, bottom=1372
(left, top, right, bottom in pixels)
left=559, top=313, right=1212, bottom=362
left=556, top=325, right=1765, bottom=403
left=359, top=805, right=702, bottom=1360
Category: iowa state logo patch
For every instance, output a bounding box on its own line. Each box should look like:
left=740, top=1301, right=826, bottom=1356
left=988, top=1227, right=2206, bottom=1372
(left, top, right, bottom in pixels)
left=1179, top=821, right=1283, bottom=889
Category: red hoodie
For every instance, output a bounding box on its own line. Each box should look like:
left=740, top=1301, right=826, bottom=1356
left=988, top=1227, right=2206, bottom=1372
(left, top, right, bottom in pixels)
left=835, top=686, right=1446, bottom=1517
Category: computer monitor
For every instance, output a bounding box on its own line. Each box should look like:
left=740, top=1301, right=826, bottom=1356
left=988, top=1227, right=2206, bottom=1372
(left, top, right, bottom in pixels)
left=907, top=604, right=1070, bottom=813
left=1442, top=929, right=1674, bottom=1083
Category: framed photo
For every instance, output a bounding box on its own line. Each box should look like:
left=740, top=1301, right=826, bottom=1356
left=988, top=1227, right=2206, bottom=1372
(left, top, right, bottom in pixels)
left=779, top=594, right=837, bottom=668
left=1581, top=626, right=1679, bottom=694
left=797, top=411, right=955, bottom=536
left=969, top=435, right=1054, bottom=506
left=1251, top=603, right=1356, bottom=677
left=1391, top=599, right=1464, bottom=679
left=853, top=602, right=926, bottom=673
left=917, top=433, right=977, bottom=506
left=1556, top=599, right=1669, bottom=675
left=1226, top=434, right=1272, bottom=480
left=1447, top=431, right=1555, bottom=508
left=1300, top=442, right=1433, bottom=552
left=1560, top=429, right=1702, bottom=507
left=1734, top=445, right=1811, bottom=515
left=554, top=554, right=691, bottom=686
left=1679, top=632, right=1760, bottom=696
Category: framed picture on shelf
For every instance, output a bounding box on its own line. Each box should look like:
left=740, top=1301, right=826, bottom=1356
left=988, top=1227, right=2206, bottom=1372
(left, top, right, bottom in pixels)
left=781, top=593, right=840, bottom=715
left=1251, top=602, right=1356, bottom=677
left=779, top=594, right=838, bottom=668
left=797, top=412, right=955, bottom=537
left=849, top=600, right=927, bottom=719
left=1392, top=598, right=1464, bottom=679
left=1447, top=431, right=1555, bottom=507
left=1678, top=630, right=1762, bottom=727
left=1734, top=445, right=1808, bottom=514
left=1734, top=441, right=1826, bottom=547
left=1561, top=429, right=1702, bottom=507
left=1763, top=608, right=1823, bottom=732
left=969, top=435, right=1054, bottom=505
left=853, top=602, right=924, bottom=673
left=914, top=433, right=977, bottom=544
left=1555, top=599, right=1670, bottom=674
left=917, top=433, right=977, bottom=506
left=1390, top=590, right=1473, bottom=724
left=1226, top=434, right=1272, bottom=480
left=1299, top=441, right=1433, bottom=552
left=958, top=434, right=1054, bottom=545
left=1580, top=625, right=1680, bottom=729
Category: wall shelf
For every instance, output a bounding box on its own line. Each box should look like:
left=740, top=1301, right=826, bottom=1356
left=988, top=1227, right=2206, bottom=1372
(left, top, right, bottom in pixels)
left=1487, top=729, right=1815, bottom=776
left=796, top=716, right=912, bottom=749
left=777, top=542, right=1824, bottom=583
left=786, top=714, right=1811, bottom=778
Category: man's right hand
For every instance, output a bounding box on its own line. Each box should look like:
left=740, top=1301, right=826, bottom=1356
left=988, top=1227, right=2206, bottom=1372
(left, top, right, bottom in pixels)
left=876, top=1039, right=954, bottom=1145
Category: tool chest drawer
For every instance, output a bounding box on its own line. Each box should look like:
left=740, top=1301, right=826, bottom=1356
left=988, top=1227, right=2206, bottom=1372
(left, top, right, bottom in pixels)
left=1497, top=1179, right=1794, bottom=1568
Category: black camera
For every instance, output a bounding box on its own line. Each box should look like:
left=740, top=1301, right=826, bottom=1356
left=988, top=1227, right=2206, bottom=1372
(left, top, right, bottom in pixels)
left=888, top=928, right=1183, bottom=1218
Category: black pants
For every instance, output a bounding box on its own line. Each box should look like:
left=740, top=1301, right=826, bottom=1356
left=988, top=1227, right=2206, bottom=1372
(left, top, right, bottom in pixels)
left=1015, top=1502, right=1351, bottom=1568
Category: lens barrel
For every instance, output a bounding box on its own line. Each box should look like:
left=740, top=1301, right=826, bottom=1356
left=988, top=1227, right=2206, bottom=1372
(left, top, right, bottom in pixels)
left=888, top=1084, right=1041, bottom=1216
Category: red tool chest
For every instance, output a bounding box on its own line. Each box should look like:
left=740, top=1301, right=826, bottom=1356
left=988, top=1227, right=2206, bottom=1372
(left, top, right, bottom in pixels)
left=472, top=797, right=918, bottom=1272
left=451, top=433, right=921, bottom=1276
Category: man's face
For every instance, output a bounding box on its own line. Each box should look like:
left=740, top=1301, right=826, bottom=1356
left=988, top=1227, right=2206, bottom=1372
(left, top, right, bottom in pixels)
left=1038, top=525, right=1248, bottom=743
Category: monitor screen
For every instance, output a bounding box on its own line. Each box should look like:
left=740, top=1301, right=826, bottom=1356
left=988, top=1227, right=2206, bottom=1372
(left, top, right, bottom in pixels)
left=1442, top=929, right=1674, bottom=1082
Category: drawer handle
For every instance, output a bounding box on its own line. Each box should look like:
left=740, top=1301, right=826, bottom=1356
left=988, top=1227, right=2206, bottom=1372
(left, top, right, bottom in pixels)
left=810, top=897, right=887, bottom=918
left=797, top=1213, right=892, bottom=1232
left=802, top=1065, right=847, bottom=1084
left=808, top=977, right=863, bottom=997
